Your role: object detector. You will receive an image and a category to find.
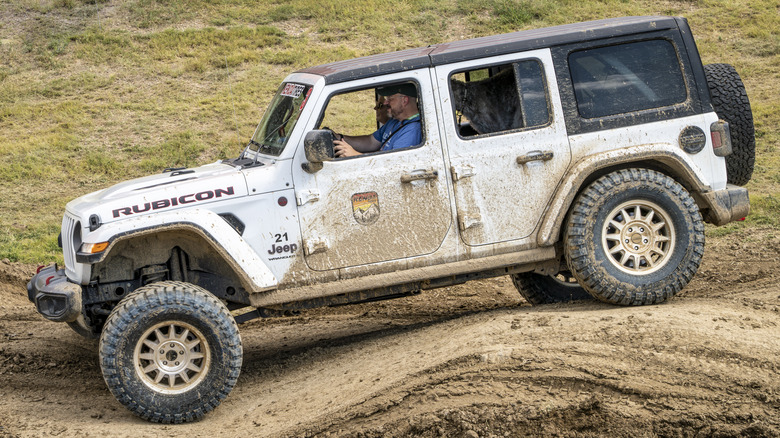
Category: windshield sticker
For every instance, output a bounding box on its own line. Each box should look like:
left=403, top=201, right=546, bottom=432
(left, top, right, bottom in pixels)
left=352, top=192, right=380, bottom=225
left=299, top=87, right=313, bottom=110
left=280, top=83, right=306, bottom=98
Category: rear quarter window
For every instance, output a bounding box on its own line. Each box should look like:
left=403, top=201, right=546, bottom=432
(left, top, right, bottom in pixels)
left=449, top=59, right=550, bottom=138
left=569, top=40, right=687, bottom=119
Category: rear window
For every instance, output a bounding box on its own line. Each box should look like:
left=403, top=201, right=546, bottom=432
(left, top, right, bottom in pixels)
left=449, top=59, right=550, bottom=137
left=569, top=40, right=687, bottom=118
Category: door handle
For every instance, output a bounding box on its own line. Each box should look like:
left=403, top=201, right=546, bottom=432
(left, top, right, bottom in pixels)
left=516, top=150, right=554, bottom=165
left=401, top=169, right=439, bottom=183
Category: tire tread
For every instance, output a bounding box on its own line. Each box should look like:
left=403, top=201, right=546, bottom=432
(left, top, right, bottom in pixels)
left=99, top=281, right=242, bottom=424
left=703, top=63, right=755, bottom=186
left=565, top=169, right=704, bottom=306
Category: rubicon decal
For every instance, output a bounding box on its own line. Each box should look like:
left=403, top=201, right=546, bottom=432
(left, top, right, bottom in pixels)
left=112, top=187, right=235, bottom=218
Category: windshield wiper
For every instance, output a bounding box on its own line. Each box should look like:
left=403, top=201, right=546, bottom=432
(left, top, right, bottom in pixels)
left=239, top=139, right=255, bottom=160
left=240, top=139, right=262, bottom=157
left=246, top=138, right=276, bottom=167
left=249, top=139, right=263, bottom=149
left=236, top=139, right=266, bottom=167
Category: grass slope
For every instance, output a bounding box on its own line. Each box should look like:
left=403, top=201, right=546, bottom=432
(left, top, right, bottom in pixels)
left=0, top=0, right=778, bottom=263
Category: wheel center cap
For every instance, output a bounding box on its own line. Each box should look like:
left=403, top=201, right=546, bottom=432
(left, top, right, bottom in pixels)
left=623, top=224, right=651, bottom=252
left=157, top=341, right=188, bottom=371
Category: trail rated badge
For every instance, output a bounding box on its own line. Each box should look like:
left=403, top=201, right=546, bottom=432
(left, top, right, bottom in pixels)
left=351, top=192, right=380, bottom=225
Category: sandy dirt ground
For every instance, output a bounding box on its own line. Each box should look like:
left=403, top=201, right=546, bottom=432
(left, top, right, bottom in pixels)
left=1, top=228, right=778, bottom=437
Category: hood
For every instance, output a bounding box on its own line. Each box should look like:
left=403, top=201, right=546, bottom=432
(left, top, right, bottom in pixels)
left=67, top=162, right=249, bottom=225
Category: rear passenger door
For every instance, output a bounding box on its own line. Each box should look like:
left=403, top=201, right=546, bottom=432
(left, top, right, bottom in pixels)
left=435, top=49, right=570, bottom=246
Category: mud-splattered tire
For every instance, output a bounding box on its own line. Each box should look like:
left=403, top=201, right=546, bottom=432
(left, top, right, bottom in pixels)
left=99, top=281, right=242, bottom=423
left=511, top=272, right=593, bottom=305
left=564, top=169, right=705, bottom=306
left=703, top=63, right=755, bottom=186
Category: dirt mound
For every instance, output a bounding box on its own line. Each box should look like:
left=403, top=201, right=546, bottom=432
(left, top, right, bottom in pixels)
left=0, top=230, right=778, bottom=437
left=0, top=259, right=34, bottom=292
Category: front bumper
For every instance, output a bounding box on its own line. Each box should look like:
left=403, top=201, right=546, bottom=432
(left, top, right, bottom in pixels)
left=701, top=184, right=751, bottom=226
left=27, top=264, right=82, bottom=323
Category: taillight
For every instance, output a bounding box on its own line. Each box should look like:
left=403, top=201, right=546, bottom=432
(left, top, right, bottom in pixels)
left=711, top=131, right=722, bottom=150
left=710, top=120, right=732, bottom=157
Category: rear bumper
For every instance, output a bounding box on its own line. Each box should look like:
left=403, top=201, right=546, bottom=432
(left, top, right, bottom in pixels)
left=701, top=184, right=750, bottom=226
left=27, top=264, right=82, bottom=323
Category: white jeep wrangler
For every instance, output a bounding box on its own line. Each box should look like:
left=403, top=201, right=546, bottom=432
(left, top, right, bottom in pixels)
left=28, top=16, right=753, bottom=423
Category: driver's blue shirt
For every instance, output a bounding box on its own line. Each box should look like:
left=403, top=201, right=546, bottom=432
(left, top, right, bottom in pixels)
left=372, top=114, right=422, bottom=151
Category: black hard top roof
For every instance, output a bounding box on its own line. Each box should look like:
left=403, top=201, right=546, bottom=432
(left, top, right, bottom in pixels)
left=296, top=16, right=683, bottom=84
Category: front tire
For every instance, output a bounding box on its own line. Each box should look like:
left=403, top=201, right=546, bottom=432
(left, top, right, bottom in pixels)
left=564, top=169, right=705, bottom=305
left=99, top=281, right=242, bottom=423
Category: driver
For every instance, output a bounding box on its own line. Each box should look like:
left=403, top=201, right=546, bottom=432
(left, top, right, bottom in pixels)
left=332, top=83, right=421, bottom=157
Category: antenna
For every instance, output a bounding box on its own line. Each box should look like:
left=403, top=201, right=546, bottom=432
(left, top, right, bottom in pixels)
left=225, top=55, right=242, bottom=153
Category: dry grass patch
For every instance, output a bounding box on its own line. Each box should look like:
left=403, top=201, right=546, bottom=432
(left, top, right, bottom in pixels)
left=0, top=0, right=777, bottom=263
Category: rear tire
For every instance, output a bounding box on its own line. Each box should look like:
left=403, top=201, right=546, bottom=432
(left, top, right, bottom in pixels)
left=564, top=169, right=705, bottom=305
left=703, top=63, right=755, bottom=186
left=511, top=271, right=592, bottom=305
left=99, top=281, right=242, bottom=423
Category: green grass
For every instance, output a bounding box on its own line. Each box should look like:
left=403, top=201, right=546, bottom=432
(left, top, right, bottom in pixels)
left=1, top=0, right=778, bottom=263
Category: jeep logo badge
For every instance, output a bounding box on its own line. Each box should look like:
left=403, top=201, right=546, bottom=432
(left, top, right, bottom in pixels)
left=679, top=126, right=707, bottom=154
left=351, top=192, right=380, bottom=225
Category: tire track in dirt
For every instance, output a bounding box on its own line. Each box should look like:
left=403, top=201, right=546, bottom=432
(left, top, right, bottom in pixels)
left=180, top=293, right=779, bottom=437
left=267, top=296, right=780, bottom=437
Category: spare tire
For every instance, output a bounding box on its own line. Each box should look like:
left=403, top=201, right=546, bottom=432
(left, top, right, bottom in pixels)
left=703, top=63, right=755, bottom=186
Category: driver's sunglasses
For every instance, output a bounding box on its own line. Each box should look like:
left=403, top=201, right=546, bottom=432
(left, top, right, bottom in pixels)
left=374, top=102, right=388, bottom=110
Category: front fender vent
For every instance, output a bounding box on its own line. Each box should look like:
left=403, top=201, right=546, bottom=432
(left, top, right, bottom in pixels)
left=219, top=213, right=245, bottom=235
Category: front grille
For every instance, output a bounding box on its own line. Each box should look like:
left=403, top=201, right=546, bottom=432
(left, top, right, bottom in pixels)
left=61, top=213, right=79, bottom=276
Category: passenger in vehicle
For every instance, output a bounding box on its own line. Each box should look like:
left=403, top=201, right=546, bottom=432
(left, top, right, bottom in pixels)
left=375, top=95, right=391, bottom=128
left=332, top=83, right=421, bottom=157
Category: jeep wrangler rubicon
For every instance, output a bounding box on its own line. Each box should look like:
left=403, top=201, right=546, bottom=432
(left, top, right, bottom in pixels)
left=28, top=16, right=753, bottom=423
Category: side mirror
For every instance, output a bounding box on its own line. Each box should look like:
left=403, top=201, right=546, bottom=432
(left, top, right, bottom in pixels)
left=302, top=129, right=336, bottom=173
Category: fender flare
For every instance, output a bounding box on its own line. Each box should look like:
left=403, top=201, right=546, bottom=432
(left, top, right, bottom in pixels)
left=537, top=144, right=715, bottom=247
left=78, top=209, right=277, bottom=292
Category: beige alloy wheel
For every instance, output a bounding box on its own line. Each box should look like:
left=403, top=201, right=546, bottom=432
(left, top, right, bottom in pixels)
left=565, top=169, right=704, bottom=305
left=134, top=321, right=211, bottom=394
left=601, top=199, right=675, bottom=276
left=100, top=281, right=242, bottom=423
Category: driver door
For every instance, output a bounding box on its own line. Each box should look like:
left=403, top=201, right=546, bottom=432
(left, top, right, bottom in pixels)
left=294, top=71, right=452, bottom=271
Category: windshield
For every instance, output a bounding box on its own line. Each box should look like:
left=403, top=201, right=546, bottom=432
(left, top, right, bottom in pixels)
left=248, top=82, right=313, bottom=157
